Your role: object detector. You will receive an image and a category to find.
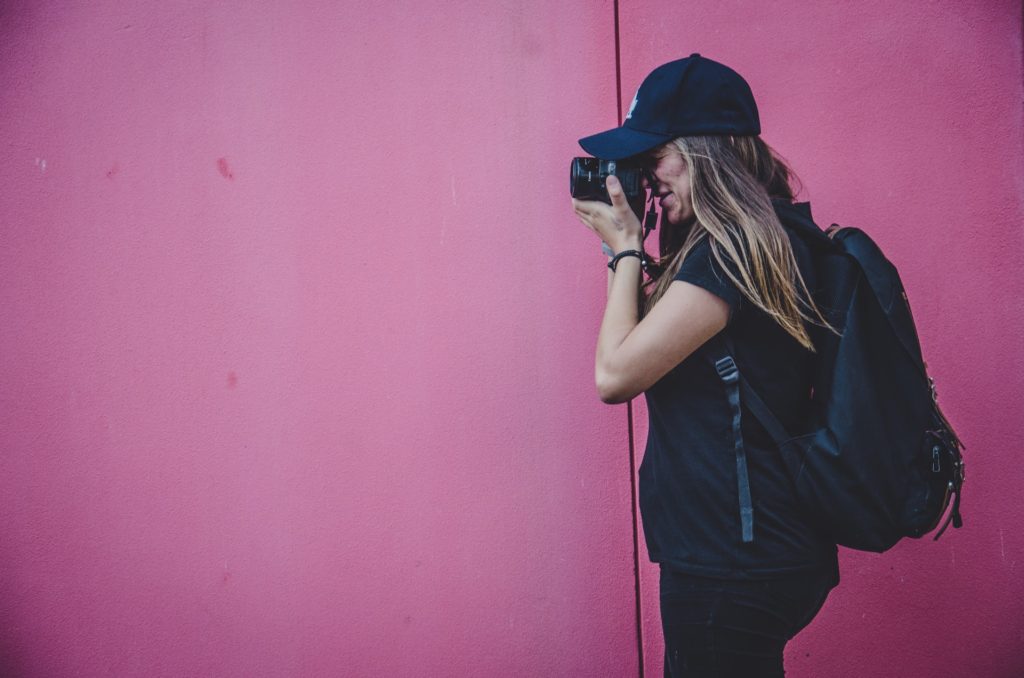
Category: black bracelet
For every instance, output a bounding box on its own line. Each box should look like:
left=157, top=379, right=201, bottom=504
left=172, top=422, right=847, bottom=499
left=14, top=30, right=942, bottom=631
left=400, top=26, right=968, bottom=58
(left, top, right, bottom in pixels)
left=608, top=249, right=644, bottom=272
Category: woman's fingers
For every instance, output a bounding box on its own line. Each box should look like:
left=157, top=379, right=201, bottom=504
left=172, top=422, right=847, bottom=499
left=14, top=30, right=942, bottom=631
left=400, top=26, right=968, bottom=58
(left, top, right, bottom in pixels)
left=572, top=199, right=593, bottom=218
left=606, top=175, right=627, bottom=210
left=573, top=194, right=634, bottom=242
left=571, top=203, right=594, bottom=228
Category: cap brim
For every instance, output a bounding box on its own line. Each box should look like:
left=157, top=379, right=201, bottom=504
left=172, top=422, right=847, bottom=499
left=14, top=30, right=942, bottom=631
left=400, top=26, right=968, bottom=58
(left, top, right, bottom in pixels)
left=578, top=125, right=672, bottom=160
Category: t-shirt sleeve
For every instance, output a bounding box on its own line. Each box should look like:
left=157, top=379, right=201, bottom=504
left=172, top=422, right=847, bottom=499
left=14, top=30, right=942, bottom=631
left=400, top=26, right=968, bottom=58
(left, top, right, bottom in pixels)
left=671, top=238, right=744, bottom=322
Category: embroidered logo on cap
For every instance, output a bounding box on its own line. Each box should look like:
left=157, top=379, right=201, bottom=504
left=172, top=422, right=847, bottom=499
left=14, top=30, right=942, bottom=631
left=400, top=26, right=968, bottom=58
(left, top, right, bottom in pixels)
left=625, top=90, right=639, bottom=120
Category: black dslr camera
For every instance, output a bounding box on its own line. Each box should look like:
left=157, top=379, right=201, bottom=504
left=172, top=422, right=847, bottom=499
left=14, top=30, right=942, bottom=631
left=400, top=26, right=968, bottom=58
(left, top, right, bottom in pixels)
left=569, top=157, right=650, bottom=220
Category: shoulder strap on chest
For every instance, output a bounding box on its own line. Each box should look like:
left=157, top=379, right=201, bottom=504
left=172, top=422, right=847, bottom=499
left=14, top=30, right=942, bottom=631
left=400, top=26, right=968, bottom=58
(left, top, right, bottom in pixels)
left=708, top=332, right=792, bottom=544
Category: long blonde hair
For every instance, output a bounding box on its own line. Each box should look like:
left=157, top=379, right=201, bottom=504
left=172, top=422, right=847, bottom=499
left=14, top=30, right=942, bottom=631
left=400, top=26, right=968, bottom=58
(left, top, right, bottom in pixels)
left=643, top=135, right=833, bottom=351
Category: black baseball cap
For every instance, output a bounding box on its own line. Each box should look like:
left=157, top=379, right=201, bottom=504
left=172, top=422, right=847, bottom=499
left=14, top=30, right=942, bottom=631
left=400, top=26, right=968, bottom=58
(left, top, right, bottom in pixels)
left=578, top=53, right=760, bottom=160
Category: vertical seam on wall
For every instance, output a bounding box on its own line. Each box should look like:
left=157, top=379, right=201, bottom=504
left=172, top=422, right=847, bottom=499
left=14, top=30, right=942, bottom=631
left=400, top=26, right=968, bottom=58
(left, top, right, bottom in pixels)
left=614, top=2, right=645, bottom=675
left=626, top=399, right=645, bottom=678
left=614, top=0, right=624, bottom=124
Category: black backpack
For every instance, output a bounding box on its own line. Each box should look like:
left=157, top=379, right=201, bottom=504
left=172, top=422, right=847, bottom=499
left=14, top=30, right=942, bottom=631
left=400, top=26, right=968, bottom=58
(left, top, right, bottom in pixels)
left=709, top=200, right=966, bottom=552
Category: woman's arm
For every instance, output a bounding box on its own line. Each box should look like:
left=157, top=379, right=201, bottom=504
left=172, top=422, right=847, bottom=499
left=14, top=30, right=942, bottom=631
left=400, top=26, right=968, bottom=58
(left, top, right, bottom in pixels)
left=595, top=265, right=728, bottom=403
left=574, top=176, right=730, bottom=404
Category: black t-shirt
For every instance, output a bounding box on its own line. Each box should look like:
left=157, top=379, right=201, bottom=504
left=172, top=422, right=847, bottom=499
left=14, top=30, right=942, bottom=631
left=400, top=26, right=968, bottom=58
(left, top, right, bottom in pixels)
left=638, top=201, right=839, bottom=579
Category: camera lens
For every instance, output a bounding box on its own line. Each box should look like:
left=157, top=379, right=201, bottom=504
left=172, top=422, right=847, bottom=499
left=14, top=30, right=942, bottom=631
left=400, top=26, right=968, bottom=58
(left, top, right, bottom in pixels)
left=570, top=157, right=607, bottom=201
left=570, top=157, right=648, bottom=211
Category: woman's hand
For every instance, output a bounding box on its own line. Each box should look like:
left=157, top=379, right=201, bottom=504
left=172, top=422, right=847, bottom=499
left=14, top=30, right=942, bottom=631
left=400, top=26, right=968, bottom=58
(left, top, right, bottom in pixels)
left=572, top=175, right=644, bottom=253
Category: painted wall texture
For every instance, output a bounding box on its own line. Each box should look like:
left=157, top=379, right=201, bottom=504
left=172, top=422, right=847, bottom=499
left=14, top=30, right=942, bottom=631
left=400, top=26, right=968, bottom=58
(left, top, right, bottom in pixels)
left=0, top=1, right=639, bottom=676
left=0, top=2, right=1020, bottom=678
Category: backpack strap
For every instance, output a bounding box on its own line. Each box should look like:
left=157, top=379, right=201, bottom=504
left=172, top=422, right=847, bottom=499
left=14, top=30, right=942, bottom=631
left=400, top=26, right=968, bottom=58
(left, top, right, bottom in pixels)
left=932, top=484, right=963, bottom=540
left=770, top=199, right=837, bottom=251
left=711, top=334, right=795, bottom=544
left=713, top=353, right=754, bottom=543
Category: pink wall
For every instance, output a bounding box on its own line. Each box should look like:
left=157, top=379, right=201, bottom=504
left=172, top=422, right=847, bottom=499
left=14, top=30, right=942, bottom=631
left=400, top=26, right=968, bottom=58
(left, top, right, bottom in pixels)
left=0, top=1, right=639, bottom=676
left=1, top=1, right=1021, bottom=677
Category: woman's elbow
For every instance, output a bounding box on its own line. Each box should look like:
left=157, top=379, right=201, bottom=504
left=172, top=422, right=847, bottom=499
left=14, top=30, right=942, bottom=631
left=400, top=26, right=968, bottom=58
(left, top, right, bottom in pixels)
left=596, top=371, right=637, bottom=404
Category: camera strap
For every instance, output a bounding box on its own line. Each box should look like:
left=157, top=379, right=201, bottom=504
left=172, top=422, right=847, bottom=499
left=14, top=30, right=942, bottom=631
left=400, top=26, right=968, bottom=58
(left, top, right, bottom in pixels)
left=642, top=193, right=658, bottom=240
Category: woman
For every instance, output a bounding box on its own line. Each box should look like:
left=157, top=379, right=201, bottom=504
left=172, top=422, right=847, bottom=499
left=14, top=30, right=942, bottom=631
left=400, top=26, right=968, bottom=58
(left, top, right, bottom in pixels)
left=572, top=54, right=840, bottom=677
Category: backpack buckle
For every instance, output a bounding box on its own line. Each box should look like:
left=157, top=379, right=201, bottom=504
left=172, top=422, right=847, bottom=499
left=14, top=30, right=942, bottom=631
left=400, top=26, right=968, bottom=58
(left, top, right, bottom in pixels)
left=715, top=356, right=739, bottom=384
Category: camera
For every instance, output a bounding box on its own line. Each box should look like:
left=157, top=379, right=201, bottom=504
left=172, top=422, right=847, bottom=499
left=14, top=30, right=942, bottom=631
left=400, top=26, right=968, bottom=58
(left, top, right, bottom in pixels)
left=569, top=157, right=649, bottom=219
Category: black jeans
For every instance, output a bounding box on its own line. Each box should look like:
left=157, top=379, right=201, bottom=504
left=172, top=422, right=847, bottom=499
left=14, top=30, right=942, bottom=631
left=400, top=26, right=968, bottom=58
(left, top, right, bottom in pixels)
left=659, top=563, right=838, bottom=678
